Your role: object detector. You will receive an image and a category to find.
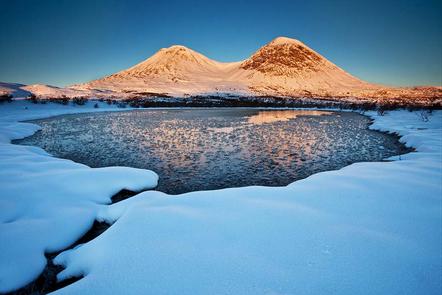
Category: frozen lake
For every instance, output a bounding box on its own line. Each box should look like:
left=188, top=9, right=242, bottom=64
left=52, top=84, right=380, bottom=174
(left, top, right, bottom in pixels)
left=15, top=109, right=410, bottom=194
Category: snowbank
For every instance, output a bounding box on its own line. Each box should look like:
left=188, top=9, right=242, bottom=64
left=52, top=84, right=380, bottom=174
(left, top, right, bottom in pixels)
left=0, top=101, right=158, bottom=292
left=0, top=101, right=440, bottom=294
left=54, top=111, right=440, bottom=294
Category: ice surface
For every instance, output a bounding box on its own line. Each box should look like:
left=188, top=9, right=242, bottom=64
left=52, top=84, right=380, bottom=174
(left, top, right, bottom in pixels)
left=17, top=109, right=408, bottom=194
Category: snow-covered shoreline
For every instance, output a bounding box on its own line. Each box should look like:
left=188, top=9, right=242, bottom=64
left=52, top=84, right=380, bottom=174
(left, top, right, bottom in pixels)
left=0, top=101, right=159, bottom=292
left=0, top=101, right=441, bottom=294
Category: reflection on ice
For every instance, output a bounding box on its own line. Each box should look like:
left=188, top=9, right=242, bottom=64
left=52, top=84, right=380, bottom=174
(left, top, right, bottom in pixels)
left=247, top=110, right=332, bottom=125
left=16, top=109, right=409, bottom=194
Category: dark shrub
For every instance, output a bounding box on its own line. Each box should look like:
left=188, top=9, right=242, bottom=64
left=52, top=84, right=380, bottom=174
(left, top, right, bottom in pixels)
left=0, top=94, right=13, bottom=103
left=377, top=107, right=386, bottom=116
left=52, top=96, right=70, bottom=105
left=72, top=97, right=87, bottom=105
left=28, top=94, right=39, bottom=104
left=417, top=110, right=430, bottom=122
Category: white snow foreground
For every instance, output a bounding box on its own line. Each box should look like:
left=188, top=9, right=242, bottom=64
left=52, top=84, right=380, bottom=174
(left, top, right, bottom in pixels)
left=0, top=102, right=440, bottom=294
left=51, top=111, right=441, bottom=294
left=0, top=101, right=158, bottom=293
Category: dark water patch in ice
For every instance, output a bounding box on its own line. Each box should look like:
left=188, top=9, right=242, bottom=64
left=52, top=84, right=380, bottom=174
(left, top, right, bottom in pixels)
left=5, top=219, right=114, bottom=294
left=111, top=188, right=139, bottom=203
left=4, top=188, right=136, bottom=294
left=4, top=219, right=108, bottom=295
left=3, top=252, right=83, bottom=295
left=15, top=109, right=411, bottom=194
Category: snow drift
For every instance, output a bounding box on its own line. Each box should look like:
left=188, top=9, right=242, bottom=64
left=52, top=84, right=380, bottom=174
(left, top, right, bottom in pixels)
left=0, top=101, right=158, bottom=293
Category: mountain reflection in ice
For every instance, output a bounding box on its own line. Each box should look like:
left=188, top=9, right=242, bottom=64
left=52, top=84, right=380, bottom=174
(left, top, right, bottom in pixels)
left=16, top=109, right=408, bottom=194
left=247, top=110, right=332, bottom=124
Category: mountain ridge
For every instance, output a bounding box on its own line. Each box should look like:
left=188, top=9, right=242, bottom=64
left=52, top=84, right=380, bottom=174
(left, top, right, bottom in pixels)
left=3, top=37, right=441, bottom=105
left=75, top=36, right=374, bottom=97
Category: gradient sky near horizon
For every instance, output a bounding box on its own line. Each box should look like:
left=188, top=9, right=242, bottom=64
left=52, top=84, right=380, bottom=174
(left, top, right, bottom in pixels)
left=1, top=0, right=441, bottom=87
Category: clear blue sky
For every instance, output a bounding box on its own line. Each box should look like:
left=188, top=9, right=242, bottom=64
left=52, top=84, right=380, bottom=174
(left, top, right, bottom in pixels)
left=1, top=0, right=441, bottom=87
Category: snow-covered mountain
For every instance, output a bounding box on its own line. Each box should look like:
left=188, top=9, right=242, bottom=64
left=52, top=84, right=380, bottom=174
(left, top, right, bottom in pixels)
left=74, top=37, right=364, bottom=97
left=74, top=44, right=247, bottom=96
left=73, top=37, right=441, bottom=101
left=235, top=37, right=373, bottom=97
left=2, top=37, right=441, bottom=102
